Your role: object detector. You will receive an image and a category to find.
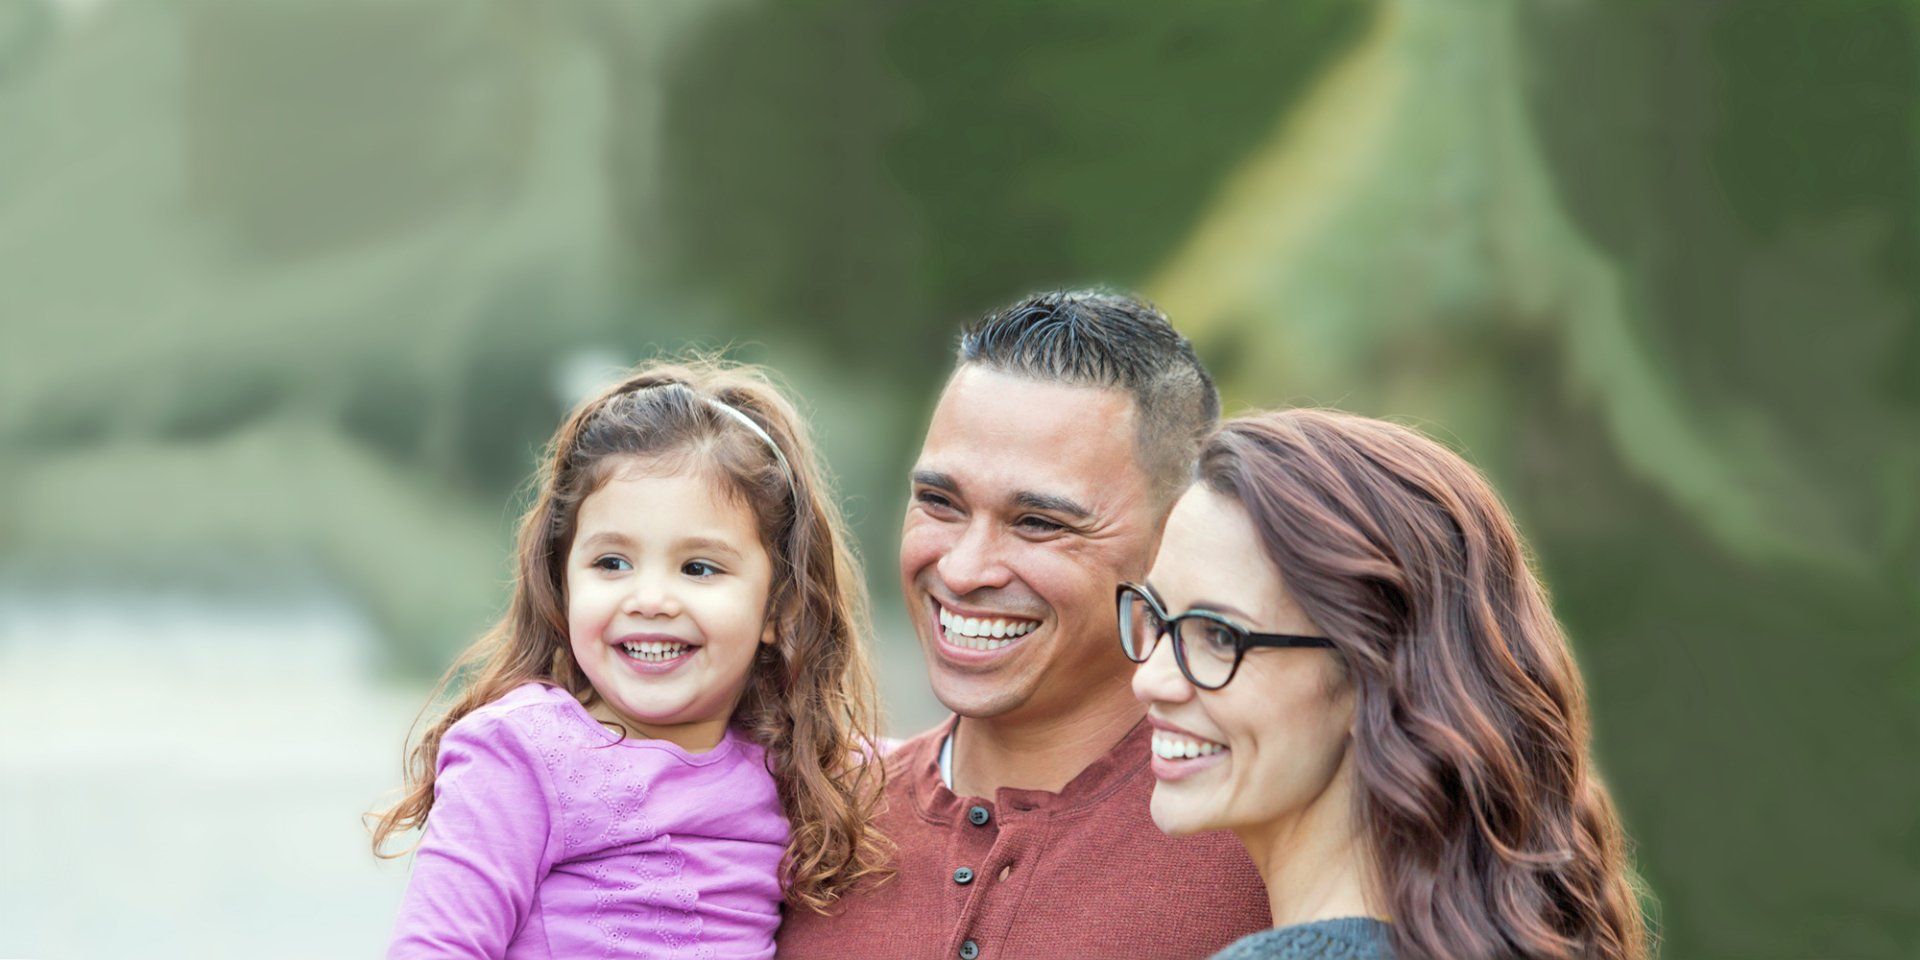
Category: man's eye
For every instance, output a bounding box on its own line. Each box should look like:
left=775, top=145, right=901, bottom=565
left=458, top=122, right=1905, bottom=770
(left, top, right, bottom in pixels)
left=915, top=490, right=959, bottom=513
left=593, top=556, right=632, bottom=572
left=683, top=560, right=722, bottom=578
left=1016, top=515, right=1066, bottom=534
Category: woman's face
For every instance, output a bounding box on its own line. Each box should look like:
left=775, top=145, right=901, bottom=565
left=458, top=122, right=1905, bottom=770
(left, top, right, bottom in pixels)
left=1131, top=485, right=1356, bottom=838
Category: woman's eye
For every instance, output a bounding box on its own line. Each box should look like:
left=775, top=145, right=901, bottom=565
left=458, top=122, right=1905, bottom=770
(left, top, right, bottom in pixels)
left=1198, top=622, right=1239, bottom=656
left=593, top=556, right=632, bottom=572
left=682, top=560, right=722, bottom=578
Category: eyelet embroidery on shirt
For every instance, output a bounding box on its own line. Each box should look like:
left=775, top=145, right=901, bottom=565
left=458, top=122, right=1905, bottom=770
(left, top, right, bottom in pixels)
left=522, top=707, right=586, bottom=850
left=524, top=701, right=713, bottom=959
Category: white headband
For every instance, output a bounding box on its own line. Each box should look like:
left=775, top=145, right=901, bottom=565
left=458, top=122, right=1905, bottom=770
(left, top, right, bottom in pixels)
left=705, top=397, right=793, bottom=483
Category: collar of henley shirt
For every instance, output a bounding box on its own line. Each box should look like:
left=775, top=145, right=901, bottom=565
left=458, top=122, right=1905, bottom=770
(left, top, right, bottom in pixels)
left=909, top=713, right=1155, bottom=823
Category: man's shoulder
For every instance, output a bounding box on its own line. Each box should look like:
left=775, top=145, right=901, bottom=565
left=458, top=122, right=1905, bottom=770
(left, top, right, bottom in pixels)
left=875, top=718, right=950, bottom=781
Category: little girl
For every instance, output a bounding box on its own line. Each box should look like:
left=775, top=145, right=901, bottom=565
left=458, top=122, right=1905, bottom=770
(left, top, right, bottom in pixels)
left=371, top=359, right=887, bottom=959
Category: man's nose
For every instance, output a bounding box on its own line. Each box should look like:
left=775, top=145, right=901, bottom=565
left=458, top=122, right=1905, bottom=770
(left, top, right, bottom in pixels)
left=1131, top=630, right=1193, bottom=705
left=935, top=520, right=1014, bottom=596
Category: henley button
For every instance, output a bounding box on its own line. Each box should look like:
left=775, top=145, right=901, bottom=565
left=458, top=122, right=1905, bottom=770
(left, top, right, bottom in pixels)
left=967, top=805, right=990, bottom=826
left=953, top=866, right=974, bottom=885
left=959, top=940, right=979, bottom=960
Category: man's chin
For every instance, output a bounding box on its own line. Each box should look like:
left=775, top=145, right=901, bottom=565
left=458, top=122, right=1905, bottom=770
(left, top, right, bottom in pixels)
left=925, top=665, right=1027, bottom=720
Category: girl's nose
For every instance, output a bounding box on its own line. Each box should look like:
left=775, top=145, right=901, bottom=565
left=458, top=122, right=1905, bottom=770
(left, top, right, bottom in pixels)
left=1131, top=630, right=1194, bottom=705
left=621, top=574, right=682, bottom=619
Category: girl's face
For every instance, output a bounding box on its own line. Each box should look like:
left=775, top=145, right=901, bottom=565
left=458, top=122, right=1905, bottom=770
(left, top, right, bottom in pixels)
left=1130, top=486, right=1356, bottom=840
left=566, top=459, right=774, bottom=752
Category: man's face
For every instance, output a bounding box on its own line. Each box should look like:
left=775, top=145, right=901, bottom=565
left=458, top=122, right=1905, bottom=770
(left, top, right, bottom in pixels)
left=901, top=365, right=1165, bottom=725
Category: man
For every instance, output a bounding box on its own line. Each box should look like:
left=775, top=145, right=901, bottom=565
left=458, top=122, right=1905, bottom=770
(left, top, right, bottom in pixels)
left=778, top=291, right=1268, bottom=960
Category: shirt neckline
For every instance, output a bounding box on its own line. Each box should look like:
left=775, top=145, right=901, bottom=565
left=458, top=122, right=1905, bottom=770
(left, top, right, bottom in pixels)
left=911, top=712, right=1153, bottom=819
left=547, top=684, right=744, bottom=766
left=938, top=729, right=954, bottom=788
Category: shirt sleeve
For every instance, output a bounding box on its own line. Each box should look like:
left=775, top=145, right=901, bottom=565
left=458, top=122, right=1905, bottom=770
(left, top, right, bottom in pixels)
left=387, top=710, right=561, bottom=960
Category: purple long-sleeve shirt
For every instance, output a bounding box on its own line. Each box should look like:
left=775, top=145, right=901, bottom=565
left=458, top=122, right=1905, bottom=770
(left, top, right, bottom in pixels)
left=388, top=682, right=789, bottom=959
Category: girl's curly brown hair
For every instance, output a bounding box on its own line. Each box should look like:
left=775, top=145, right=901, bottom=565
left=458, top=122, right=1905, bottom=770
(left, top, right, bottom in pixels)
left=370, top=357, right=889, bottom=913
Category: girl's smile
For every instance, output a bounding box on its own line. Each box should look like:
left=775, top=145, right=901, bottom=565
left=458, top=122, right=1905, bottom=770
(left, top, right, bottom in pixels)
left=613, top=630, right=701, bottom=672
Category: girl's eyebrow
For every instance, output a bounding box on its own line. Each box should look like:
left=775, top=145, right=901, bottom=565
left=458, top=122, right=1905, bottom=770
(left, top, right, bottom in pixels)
left=678, top=536, right=745, bottom=562
left=577, top=530, right=634, bottom=550
left=578, top=531, right=746, bottom=563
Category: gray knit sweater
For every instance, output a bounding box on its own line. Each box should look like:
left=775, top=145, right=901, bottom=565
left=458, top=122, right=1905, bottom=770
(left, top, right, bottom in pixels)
left=1208, top=917, right=1392, bottom=960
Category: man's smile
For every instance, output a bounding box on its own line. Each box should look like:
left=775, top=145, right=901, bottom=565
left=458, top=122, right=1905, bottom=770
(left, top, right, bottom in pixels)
left=929, top=598, right=1043, bottom=657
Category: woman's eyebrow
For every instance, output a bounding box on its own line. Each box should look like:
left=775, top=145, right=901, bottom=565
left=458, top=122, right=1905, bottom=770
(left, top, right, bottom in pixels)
left=1186, top=598, right=1254, bottom=621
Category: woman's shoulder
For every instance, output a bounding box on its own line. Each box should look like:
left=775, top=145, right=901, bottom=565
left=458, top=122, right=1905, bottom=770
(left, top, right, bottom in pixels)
left=1210, top=917, right=1393, bottom=960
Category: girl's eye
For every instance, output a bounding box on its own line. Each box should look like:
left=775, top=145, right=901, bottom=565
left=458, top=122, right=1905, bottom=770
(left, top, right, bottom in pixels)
left=682, top=560, right=722, bottom=578
left=593, top=555, right=632, bottom=572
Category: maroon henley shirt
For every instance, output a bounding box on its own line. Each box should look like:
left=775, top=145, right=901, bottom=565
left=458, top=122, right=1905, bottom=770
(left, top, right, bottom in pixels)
left=777, top=715, right=1269, bottom=960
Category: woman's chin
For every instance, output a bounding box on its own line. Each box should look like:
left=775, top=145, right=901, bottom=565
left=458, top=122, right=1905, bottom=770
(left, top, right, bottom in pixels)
left=1148, top=789, right=1218, bottom=837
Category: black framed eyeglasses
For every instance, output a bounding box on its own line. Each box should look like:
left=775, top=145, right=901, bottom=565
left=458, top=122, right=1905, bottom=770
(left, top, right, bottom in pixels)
left=1117, top=582, right=1334, bottom=690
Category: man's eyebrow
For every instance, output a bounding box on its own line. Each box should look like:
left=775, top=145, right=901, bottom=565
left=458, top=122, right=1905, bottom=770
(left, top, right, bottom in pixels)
left=1013, top=490, right=1091, bottom=519
left=911, top=470, right=959, bottom=492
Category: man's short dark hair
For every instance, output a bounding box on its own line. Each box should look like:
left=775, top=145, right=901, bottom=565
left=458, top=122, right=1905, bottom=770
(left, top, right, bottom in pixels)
left=956, top=290, right=1220, bottom=499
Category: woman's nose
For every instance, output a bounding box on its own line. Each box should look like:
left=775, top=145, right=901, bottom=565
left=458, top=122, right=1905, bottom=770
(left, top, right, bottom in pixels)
left=1131, top=631, right=1193, bottom=705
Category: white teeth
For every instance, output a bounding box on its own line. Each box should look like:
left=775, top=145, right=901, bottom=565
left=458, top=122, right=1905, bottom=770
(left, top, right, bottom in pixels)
left=621, top=641, right=692, bottom=662
left=1151, top=732, right=1228, bottom=760
left=937, top=605, right=1039, bottom=648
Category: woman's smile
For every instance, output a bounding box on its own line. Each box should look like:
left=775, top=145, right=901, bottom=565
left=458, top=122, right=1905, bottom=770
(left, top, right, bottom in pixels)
left=1147, top=716, right=1231, bottom=782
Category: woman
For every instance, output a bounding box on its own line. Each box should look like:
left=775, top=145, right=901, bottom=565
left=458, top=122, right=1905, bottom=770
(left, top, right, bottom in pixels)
left=1122, top=409, right=1649, bottom=960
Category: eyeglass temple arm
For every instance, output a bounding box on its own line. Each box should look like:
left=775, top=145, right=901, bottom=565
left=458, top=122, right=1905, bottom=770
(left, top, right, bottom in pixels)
left=1242, top=632, right=1336, bottom=649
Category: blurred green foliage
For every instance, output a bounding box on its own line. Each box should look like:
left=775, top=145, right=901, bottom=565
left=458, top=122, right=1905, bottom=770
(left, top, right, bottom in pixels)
left=2, top=1, right=1915, bottom=956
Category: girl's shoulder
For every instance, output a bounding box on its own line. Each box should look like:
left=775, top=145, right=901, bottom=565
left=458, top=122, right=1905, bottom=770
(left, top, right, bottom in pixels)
left=443, top=682, right=589, bottom=757
left=466, top=680, right=576, bottom=719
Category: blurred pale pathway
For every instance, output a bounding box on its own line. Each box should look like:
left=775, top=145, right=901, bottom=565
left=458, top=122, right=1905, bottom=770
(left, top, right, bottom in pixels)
left=0, top=590, right=426, bottom=959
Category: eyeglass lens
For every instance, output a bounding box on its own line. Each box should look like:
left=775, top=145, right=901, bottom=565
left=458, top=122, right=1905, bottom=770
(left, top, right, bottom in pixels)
left=1119, top=587, right=1241, bottom=688
left=1119, top=589, right=1161, bottom=662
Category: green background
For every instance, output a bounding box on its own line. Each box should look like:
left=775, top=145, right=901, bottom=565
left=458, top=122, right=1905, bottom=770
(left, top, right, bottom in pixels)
left=3, top=1, right=1915, bottom=956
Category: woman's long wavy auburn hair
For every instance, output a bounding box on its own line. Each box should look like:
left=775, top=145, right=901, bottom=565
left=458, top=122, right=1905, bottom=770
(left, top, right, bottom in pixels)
left=369, top=357, right=889, bottom=913
left=1198, top=409, right=1650, bottom=960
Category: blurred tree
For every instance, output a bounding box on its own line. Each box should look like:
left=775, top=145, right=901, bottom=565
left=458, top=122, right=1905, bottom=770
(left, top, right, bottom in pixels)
left=1146, top=2, right=1919, bottom=956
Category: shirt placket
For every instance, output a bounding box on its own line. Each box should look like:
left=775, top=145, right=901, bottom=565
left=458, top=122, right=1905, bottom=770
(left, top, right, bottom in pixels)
left=945, top=800, right=1046, bottom=960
